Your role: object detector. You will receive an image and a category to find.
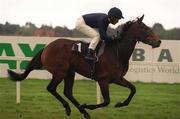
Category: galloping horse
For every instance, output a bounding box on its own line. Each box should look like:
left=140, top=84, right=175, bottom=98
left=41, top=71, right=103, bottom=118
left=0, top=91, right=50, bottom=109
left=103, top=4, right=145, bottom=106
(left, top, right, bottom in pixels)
left=8, top=15, right=161, bottom=119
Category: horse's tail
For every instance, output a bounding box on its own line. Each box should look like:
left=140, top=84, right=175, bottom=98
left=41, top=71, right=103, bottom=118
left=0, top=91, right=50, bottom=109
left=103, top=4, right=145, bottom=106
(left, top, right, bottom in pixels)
left=8, top=49, right=44, bottom=81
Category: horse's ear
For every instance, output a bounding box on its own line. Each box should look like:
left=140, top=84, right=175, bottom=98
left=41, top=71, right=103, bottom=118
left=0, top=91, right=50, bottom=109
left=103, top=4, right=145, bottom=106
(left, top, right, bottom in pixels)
left=138, top=14, right=144, bottom=22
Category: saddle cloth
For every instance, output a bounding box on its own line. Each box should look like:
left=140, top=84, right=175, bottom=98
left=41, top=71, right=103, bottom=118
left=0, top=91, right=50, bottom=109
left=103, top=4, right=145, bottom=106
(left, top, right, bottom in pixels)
left=71, top=40, right=105, bottom=61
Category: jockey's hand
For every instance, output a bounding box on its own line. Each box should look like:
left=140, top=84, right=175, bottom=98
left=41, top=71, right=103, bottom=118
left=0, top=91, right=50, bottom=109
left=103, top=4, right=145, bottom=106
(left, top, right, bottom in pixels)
left=112, top=35, right=118, bottom=40
left=112, top=35, right=119, bottom=41
left=112, top=31, right=122, bottom=41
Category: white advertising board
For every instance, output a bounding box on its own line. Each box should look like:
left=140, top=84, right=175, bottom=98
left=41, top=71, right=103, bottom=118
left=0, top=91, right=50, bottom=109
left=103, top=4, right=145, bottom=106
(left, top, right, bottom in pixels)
left=0, top=36, right=179, bottom=83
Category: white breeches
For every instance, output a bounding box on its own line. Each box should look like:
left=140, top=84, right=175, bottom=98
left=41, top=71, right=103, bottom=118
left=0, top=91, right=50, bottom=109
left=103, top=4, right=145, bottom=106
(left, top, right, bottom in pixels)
left=75, top=16, right=100, bottom=50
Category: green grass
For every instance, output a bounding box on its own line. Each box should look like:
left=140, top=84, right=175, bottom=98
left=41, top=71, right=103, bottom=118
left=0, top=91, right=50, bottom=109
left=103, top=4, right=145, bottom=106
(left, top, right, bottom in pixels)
left=0, top=78, right=180, bottom=119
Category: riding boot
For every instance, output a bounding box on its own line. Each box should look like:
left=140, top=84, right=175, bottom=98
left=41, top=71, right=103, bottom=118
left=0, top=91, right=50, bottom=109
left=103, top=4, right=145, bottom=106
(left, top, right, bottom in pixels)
left=85, top=49, right=96, bottom=61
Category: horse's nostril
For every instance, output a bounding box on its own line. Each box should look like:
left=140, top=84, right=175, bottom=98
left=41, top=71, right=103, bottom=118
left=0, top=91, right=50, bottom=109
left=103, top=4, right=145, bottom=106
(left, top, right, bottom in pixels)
left=158, top=40, right=162, bottom=44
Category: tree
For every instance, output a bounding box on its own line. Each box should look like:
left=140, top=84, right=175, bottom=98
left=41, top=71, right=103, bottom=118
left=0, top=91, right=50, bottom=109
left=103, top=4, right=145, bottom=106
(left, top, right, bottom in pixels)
left=0, top=24, right=4, bottom=34
left=34, top=24, right=55, bottom=37
left=54, top=26, right=72, bottom=37
left=3, top=22, right=20, bottom=35
left=152, top=23, right=166, bottom=39
left=19, top=22, right=37, bottom=36
left=165, top=28, right=180, bottom=40
left=152, top=23, right=180, bottom=40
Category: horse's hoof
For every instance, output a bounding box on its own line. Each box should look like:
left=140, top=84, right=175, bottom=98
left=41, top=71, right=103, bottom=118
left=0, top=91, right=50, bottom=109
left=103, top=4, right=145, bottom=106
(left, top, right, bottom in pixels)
left=84, top=113, right=91, bottom=119
left=115, top=102, right=124, bottom=108
left=65, top=106, right=71, bottom=116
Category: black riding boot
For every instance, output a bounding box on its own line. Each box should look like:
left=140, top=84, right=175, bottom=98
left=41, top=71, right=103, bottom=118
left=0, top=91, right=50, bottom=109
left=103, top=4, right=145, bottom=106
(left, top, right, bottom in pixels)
left=85, top=49, right=95, bottom=61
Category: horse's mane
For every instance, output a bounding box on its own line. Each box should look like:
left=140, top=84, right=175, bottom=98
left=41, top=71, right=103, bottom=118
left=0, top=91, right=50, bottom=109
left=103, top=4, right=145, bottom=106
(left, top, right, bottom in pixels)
left=120, top=20, right=135, bottom=39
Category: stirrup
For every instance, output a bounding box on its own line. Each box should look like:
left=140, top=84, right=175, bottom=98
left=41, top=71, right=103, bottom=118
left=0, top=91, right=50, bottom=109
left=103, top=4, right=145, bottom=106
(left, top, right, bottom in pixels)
left=85, top=54, right=98, bottom=62
left=85, top=56, right=96, bottom=61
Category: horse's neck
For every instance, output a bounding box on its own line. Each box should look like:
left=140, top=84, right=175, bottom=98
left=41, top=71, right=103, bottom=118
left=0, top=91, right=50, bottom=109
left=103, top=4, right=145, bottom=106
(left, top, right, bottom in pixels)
left=104, top=38, right=137, bottom=66
left=118, top=38, right=137, bottom=61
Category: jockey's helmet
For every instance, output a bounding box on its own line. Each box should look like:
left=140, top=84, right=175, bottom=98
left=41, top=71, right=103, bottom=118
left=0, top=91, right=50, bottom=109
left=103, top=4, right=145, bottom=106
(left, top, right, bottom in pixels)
left=108, top=7, right=124, bottom=19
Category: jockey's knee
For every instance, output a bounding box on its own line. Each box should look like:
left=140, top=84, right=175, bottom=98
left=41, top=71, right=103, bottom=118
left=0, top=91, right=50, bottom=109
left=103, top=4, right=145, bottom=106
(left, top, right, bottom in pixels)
left=89, top=34, right=100, bottom=49
left=94, top=34, right=100, bottom=41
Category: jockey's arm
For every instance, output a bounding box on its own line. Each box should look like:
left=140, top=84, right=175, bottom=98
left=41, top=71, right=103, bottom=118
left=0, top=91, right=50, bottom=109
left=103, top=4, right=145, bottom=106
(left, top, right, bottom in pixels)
left=98, top=20, right=113, bottom=42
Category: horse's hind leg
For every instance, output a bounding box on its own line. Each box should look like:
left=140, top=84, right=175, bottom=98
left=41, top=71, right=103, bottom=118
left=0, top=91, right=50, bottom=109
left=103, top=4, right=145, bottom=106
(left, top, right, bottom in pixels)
left=63, top=70, right=90, bottom=119
left=113, top=77, right=136, bottom=108
left=47, top=76, right=71, bottom=116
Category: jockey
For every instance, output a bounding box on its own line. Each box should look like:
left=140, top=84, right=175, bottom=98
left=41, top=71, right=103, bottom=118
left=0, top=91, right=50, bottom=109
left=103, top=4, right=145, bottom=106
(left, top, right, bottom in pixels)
left=75, top=7, right=124, bottom=60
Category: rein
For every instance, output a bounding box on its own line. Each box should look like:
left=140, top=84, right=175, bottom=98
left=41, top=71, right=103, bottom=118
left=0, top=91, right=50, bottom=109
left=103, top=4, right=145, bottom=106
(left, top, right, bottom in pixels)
left=114, top=21, right=139, bottom=68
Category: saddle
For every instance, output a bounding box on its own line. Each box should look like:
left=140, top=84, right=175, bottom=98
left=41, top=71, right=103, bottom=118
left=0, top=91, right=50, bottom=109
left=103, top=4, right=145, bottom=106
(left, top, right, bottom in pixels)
left=71, top=40, right=105, bottom=79
left=71, top=40, right=105, bottom=62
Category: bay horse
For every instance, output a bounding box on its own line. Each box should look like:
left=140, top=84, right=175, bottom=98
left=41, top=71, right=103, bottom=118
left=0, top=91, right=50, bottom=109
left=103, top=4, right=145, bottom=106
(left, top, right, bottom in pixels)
left=8, top=15, right=161, bottom=119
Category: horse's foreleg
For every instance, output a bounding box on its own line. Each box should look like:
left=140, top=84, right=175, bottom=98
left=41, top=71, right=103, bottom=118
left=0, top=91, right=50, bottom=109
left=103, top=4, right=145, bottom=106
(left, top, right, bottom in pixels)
left=113, top=77, right=136, bottom=108
left=80, top=79, right=110, bottom=110
left=63, top=70, right=90, bottom=119
left=47, top=76, right=71, bottom=116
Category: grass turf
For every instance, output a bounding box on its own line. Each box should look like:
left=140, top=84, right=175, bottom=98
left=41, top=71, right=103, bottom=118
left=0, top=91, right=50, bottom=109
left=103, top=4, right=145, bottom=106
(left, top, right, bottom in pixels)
left=0, top=78, right=180, bottom=119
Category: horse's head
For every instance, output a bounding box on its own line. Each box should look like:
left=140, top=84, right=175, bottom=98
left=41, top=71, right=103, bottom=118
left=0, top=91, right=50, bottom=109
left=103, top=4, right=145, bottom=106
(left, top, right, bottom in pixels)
left=119, top=15, right=161, bottom=48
